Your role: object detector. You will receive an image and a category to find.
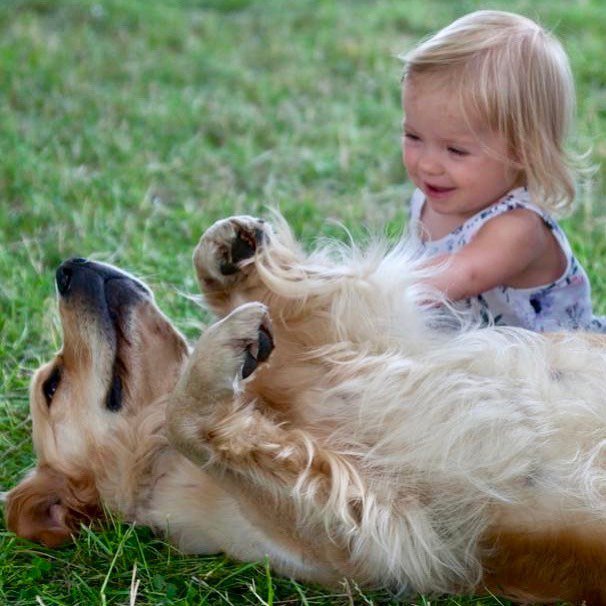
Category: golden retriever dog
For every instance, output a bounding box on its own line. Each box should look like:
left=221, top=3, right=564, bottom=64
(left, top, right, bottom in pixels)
left=5, top=215, right=606, bottom=603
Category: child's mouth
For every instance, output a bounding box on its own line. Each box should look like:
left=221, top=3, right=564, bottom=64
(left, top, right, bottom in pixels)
left=424, top=183, right=456, bottom=198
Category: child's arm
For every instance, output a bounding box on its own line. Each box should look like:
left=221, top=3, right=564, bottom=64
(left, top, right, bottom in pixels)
left=422, top=209, right=555, bottom=301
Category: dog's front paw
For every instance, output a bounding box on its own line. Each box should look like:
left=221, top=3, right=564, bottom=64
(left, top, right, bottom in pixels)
left=183, top=302, right=275, bottom=399
left=194, top=216, right=271, bottom=290
left=166, top=302, right=276, bottom=467
left=223, top=302, right=274, bottom=381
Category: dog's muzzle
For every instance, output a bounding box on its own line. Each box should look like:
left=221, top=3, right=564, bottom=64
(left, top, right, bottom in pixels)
left=55, top=258, right=154, bottom=414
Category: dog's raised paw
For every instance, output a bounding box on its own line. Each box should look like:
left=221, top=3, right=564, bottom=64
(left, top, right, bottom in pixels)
left=194, top=216, right=271, bottom=286
left=205, top=301, right=274, bottom=383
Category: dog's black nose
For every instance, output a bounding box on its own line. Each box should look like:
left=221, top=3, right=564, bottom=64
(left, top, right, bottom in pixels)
left=56, top=258, right=88, bottom=295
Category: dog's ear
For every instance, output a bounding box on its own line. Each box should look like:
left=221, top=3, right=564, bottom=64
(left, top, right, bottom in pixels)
left=4, top=465, right=102, bottom=548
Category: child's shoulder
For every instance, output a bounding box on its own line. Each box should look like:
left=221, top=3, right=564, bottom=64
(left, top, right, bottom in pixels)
left=475, top=204, right=548, bottom=248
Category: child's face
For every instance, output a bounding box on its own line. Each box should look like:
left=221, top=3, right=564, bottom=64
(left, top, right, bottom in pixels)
left=402, top=77, right=518, bottom=220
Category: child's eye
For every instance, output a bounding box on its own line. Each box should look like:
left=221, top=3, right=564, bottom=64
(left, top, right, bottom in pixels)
left=447, top=146, right=468, bottom=156
left=404, top=133, right=420, bottom=142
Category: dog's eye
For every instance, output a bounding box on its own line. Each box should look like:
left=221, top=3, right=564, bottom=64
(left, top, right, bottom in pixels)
left=42, top=367, right=62, bottom=406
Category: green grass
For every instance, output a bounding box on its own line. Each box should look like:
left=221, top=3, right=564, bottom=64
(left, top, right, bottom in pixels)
left=1, top=1, right=605, bottom=604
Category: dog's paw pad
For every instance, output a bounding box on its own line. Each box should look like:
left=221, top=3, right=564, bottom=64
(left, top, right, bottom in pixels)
left=241, top=325, right=274, bottom=379
left=256, top=325, right=273, bottom=362
left=241, top=350, right=258, bottom=380
left=219, top=225, right=265, bottom=276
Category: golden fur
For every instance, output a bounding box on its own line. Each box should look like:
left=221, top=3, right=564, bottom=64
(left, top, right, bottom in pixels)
left=6, top=215, right=606, bottom=603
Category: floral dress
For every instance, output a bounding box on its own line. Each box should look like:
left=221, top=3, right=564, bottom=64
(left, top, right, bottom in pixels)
left=409, top=187, right=606, bottom=333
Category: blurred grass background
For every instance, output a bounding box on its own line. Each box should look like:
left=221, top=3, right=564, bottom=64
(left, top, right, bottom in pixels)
left=0, top=1, right=605, bottom=604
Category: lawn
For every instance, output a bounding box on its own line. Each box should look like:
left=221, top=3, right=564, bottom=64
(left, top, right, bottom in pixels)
left=1, top=0, right=605, bottom=604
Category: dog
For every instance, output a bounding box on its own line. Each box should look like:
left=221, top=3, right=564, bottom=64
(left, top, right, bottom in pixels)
left=5, top=215, right=606, bottom=604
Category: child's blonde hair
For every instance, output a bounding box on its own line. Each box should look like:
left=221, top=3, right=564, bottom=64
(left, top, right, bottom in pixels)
left=401, top=10, right=577, bottom=215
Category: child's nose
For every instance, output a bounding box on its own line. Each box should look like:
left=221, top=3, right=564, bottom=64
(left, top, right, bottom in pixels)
left=418, top=150, right=443, bottom=175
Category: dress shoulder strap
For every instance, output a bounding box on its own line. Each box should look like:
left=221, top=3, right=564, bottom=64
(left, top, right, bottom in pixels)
left=464, top=188, right=573, bottom=257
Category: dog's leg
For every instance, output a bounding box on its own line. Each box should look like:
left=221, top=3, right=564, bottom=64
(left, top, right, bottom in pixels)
left=166, top=302, right=363, bottom=531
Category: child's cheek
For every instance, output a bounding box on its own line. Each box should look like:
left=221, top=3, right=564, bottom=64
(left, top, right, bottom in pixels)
left=402, top=145, right=415, bottom=172
left=403, top=151, right=422, bottom=188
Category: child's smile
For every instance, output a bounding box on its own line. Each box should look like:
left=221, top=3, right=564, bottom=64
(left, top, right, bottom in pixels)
left=423, top=183, right=457, bottom=199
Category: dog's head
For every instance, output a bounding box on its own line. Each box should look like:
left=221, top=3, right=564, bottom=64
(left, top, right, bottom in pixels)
left=5, top=258, right=189, bottom=546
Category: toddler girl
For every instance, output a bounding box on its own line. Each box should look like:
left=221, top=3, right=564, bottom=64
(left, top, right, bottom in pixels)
left=401, top=10, right=605, bottom=332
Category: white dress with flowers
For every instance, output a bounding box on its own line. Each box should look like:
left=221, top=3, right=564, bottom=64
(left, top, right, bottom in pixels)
left=409, top=187, right=606, bottom=333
